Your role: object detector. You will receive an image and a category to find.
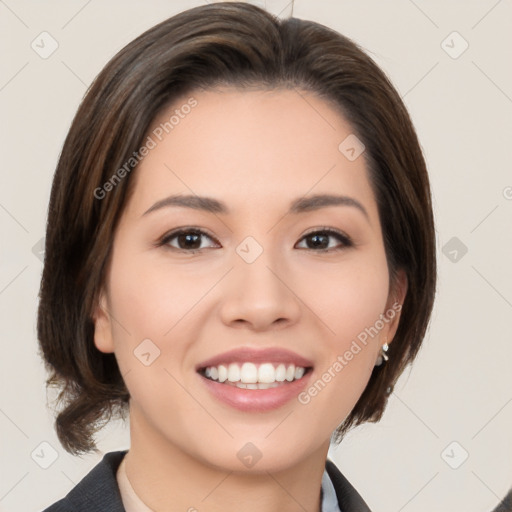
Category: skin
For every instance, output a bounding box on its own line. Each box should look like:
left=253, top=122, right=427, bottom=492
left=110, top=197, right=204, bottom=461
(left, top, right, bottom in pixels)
left=93, top=87, right=407, bottom=512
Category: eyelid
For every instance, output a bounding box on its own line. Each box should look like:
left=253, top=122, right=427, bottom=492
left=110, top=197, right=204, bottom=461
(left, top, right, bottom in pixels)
left=156, top=227, right=220, bottom=249
left=301, top=226, right=351, bottom=240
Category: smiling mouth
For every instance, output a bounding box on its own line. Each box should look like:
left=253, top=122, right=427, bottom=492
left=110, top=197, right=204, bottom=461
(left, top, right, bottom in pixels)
left=198, top=362, right=313, bottom=390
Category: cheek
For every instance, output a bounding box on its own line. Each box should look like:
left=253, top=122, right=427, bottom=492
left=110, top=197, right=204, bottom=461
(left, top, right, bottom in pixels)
left=105, top=255, right=197, bottom=421
left=306, top=253, right=390, bottom=347
left=105, top=248, right=214, bottom=382
left=299, top=252, right=389, bottom=413
left=107, top=253, right=194, bottom=339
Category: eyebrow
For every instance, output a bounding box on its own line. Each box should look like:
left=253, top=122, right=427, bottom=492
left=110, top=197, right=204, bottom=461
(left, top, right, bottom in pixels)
left=142, top=193, right=369, bottom=220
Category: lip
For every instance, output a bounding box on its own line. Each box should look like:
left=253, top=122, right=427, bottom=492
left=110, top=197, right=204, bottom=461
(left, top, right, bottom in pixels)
left=195, top=347, right=314, bottom=371
left=198, top=369, right=314, bottom=412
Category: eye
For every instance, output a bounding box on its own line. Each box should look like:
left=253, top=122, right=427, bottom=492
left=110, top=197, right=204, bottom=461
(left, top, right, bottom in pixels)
left=295, top=228, right=353, bottom=252
left=156, top=227, right=353, bottom=254
left=158, top=228, right=219, bottom=252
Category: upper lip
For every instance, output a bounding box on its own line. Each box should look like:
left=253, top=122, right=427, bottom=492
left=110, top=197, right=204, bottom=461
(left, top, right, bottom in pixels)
left=196, top=347, right=314, bottom=371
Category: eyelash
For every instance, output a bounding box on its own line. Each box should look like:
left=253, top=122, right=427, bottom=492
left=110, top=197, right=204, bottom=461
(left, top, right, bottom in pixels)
left=156, top=227, right=354, bottom=254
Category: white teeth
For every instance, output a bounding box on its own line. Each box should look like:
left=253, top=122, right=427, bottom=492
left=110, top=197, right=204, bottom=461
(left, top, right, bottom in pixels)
left=258, top=363, right=276, bottom=383
left=285, top=364, right=296, bottom=381
left=227, top=363, right=240, bottom=382
left=275, top=364, right=286, bottom=382
left=294, top=366, right=305, bottom=379
left=218, top=364, right=228, bottom=382
left=240, top=362, right=258, bottom=383
left=202, top=362, right=308, bottom=385
left=235, top=382, right=280, bottom=389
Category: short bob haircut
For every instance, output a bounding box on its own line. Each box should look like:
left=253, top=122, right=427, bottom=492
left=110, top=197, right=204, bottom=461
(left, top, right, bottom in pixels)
left=37, top=1, right=436, bottom=455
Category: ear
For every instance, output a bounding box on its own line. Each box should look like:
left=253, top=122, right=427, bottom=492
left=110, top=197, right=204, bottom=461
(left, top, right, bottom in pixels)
left=383, top=268, right=408, bottom=344
left=92, top=288, right=115, bottom=354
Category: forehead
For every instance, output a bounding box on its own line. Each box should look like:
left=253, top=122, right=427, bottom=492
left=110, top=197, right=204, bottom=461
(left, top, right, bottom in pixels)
left=124, top=87, right=377, bottom=220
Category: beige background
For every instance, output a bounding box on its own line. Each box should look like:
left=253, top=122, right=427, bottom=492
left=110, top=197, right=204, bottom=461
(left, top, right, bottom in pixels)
left=1, top=1, right=511, bottom=511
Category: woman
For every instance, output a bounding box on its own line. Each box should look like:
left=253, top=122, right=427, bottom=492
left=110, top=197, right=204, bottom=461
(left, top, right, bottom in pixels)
left=37, top=2, right=436, bottom=511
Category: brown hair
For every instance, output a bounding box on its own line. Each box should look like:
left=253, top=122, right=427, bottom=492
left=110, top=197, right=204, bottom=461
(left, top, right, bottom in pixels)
left=37, top=1, right=436, bottom=455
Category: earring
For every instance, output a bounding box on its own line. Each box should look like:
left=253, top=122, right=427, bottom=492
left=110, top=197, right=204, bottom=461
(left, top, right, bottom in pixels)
left=375, top=341, right=389, bottom=366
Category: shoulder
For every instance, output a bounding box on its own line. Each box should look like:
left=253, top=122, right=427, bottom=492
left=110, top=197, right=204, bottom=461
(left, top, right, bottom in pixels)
left=325, top=458, right=373, bottom=512
left=41, top=450, right=128, bottom=512
left=491, top=487, right=512, bottom=512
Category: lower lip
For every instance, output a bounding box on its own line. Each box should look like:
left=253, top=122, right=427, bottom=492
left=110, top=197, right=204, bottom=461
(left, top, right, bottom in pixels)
left=199, top=371, right=313, bottom=412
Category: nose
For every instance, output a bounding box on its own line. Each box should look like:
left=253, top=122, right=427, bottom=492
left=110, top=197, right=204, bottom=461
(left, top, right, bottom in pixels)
left=218, top=248, right=301, bottom=332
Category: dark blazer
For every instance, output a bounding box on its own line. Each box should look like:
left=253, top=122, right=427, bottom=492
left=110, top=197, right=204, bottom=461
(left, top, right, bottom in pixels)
left=42, top=450, right=372, bottom=511
left=491, top=488, right=512, bottom=512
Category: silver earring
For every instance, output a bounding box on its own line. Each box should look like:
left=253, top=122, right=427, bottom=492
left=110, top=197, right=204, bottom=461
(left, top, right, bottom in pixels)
left=375, top=342, right=389, bottom=366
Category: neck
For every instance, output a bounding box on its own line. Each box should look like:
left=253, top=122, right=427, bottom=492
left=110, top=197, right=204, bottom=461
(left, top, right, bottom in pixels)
left=123, top=404, right=330, bottom=512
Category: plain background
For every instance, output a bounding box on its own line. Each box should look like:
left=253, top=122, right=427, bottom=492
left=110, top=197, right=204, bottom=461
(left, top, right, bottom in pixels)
left=0, top=1, right=511, bottom=511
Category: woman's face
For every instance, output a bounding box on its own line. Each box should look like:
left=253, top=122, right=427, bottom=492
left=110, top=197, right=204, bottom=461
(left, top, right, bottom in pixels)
left=93, top=87, right=406, bottom=472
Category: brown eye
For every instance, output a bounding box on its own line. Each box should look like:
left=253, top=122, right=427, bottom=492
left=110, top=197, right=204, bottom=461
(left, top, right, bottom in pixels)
left=296, top=229, right=353, bottom=252
left=159, top=228, right=219, bottom=252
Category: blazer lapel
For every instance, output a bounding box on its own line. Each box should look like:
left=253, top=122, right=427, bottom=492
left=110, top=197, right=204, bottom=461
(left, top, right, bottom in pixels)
left=325, top=458, right=372, bottom=512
